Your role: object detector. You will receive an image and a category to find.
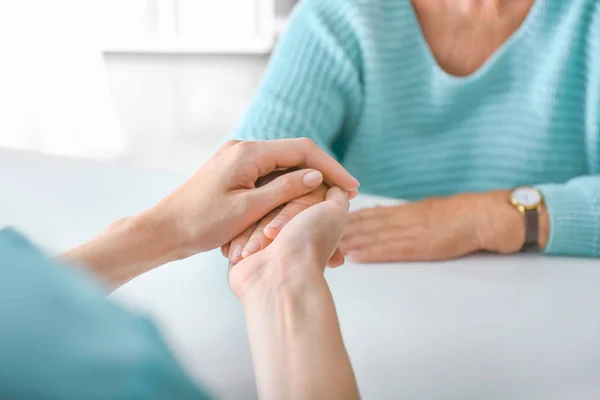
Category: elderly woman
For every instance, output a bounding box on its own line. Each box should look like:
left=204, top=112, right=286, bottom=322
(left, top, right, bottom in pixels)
left=227, top=0, right=600, bottom=263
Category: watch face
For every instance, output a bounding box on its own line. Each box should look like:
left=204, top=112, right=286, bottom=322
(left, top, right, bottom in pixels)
left=512, top=187, right=542, bottom=208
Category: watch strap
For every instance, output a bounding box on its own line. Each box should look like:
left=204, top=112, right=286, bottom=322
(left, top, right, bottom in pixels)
left=522, top=208, right=539, bottom=252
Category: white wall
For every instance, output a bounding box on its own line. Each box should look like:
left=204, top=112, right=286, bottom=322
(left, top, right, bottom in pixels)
left=105, top=54, right=268, bottom=172
left=0, top=0, right=286, bottom=173
left=0, top=0, right=126, bottom=159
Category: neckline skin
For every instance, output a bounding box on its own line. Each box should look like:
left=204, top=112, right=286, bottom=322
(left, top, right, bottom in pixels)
left=409, top=0, right=539, bottom=78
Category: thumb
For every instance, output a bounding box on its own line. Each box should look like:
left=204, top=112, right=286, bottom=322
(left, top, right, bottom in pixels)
left=269, top=186, right=349, bottom=268
left=309, top=186, right=350, bottom=262
left=324, top=186, right=351, bottom=211
left=245, top=169, right=324, bottom=217
left=318, top=186, right=350, bottom=253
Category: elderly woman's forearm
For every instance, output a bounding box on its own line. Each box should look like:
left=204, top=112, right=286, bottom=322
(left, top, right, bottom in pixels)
left=480, top=176, right=600, bottom=257
left=479, top=190, right=550, bottom=254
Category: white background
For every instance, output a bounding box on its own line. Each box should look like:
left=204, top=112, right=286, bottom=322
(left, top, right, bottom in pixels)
left=0, top=0, right=297, bottom=172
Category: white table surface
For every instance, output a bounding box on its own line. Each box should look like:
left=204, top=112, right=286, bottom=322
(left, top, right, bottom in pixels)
left=1, top=148, right=600, bottom=400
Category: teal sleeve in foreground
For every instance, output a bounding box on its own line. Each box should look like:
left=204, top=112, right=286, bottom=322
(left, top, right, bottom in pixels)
left=537, top=176, right=600, bottom=257
left=0, top=229, right=210, bottom=400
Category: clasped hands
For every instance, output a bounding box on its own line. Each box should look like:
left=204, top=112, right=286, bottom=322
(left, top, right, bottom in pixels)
left=60, top=138, right=361, bottom=399
left=147, top=138, right=365, bottom=299
left=64, top=138, right=360, bottom=300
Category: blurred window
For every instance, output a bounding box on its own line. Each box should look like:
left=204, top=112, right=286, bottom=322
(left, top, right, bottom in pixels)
left=103, top=0, right=276, bottom=54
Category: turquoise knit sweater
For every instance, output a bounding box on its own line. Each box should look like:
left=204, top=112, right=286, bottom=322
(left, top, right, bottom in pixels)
left=234, top=0, right=600, bottom=257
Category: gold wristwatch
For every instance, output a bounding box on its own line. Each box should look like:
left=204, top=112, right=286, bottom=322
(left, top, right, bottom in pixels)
left=510, top=187, right=544, bottom=252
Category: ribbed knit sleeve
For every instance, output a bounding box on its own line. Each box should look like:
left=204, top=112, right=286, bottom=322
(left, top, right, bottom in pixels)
left=537, top=178, right=600, bottom=257
left=537, top=7, right=600, bottom=258
left=233, top=0, right=364, bottom=159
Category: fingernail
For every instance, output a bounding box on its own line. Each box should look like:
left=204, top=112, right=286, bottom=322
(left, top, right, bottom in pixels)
left=229, top=245, right=242, bottom=262
left=265, top=219, right=283, bottom=231
left=303, top=170, right=323, bottom=187
left=349, top=190, right=359, bottom=200
left=242, top=241, right=261, bottom=258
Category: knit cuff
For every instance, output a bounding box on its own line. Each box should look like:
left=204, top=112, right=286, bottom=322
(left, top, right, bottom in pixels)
left=536, top=183, right=600, bottom=257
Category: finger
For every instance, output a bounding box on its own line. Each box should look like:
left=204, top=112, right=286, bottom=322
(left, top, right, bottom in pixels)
left=245, top=169, right=324, bottom=219
left=215, top=140, right=241, bottom=157
left=221, top=139, right=240, bottom=150
left=342, top=219, right=394, bottom=251
left=241, top=208, right=280, bottom=259
left=325, top=186, right=351, bottom=210
left=344, top=209, right=399, bottom=240
left=347, top=207, right=397, bottom=224
left=341, top=221, right=420, bottom=254
left=221, top=243, right=231, bottom=258
left=263, top=186, right=328, bottom=240
left=256, top=170, right=357, bottom=200
left=263, top=200, right=312, bottom=240
left=243, top=139, right=360, bottom=191
left=228, top=223, right=256, bottom=264
left=341, top=228, right=389, bottom=253
left=327, top=248, right=345, bottom=268
left=311, top=187, right=351, bottom=246
left=346, top=240, right=419, bottom=263
left=255, top=169, right=292, bottom=188
left=310, top=187, right=351, bottom=251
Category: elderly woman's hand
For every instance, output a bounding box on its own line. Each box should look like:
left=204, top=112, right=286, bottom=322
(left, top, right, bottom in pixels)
left=228, top=187, right=350, bottom=299
left=224, top=182, right=347, bottom=266
left=227, top=189, right=550, bottom=264
left=341, top=191, right=549, bottom=262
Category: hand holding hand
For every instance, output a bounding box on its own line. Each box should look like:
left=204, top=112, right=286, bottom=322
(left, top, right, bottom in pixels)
left=64, top=139, right=359, bottom=287
left=228, top=187, right=350, bottom=299
left=232, top=188, right=359, bottom=400
left=223, top=182, right=346, bottom=265
left=146, top=139, right=359, bottom=260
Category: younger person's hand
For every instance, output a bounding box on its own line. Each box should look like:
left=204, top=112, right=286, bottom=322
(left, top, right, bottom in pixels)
left=64, top=139, right=358, bottom=287
left=223, top=183, right=332, bottom=264
left=145, top=139, right=358, bottom=259
left=232, top=188, right=359, bottom=400
left=228, top=187, right=350, bottom=299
